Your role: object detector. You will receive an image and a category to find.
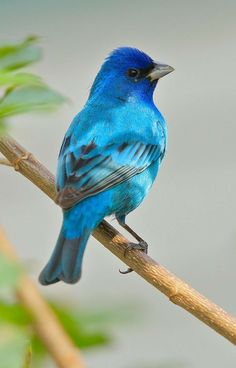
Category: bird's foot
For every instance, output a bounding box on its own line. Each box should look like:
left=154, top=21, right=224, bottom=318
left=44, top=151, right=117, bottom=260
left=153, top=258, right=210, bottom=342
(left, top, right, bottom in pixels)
left=124, top=240, right=148, bottom=257
left=119, top=241, right=148, bottom=275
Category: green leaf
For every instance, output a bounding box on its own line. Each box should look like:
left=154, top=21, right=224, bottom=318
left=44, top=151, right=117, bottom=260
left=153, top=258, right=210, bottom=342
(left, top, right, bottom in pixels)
left=0, top=36, right=66, bottom=133
left=0, top=36, right=41, bottom=71
left=51, top=304, right=111, bottom=349
left=0, top=300, right=115, bottom=365
left=72, top=304, right=136, bottom=329
left=0, top=71, right=43, bottom=88
left=0, top=303, right=30, bottom=326
left=0, top=325, right=30, bottom=368
left=0, top=86, right=65, bottom=118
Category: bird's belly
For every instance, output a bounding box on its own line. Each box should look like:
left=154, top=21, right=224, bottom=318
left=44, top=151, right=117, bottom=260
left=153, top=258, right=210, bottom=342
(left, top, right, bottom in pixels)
left=111, top=160, right=159, bottom=216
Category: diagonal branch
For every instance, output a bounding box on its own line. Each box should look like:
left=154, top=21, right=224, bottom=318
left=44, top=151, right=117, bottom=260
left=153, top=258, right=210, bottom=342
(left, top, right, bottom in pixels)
left=0, top=134, right=236, bottom=345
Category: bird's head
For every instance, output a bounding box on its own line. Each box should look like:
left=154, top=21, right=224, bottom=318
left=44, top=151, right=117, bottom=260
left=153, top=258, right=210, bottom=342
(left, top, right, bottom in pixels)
left=89, top=47, right=174, bottom=104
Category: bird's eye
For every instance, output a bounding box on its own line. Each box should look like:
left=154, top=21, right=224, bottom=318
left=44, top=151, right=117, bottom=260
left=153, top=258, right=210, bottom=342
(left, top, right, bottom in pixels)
left=127, top=68, right=140, bottom=78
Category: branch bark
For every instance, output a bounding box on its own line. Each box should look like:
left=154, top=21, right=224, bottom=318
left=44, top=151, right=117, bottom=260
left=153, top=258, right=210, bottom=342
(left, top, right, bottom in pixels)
left=0, top=135, right=236, bottom=345
left=0, top=229, right=85, bottom=368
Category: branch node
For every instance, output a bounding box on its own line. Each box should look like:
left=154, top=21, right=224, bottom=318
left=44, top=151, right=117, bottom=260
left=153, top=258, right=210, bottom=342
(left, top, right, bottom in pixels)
left=12, top=152, right=32, bottom=171
left=169, top=286, right=181, bottom=304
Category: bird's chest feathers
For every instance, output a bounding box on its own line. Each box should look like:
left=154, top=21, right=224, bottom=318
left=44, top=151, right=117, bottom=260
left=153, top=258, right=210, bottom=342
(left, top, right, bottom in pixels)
left=88, top=102, right=164, bottom=145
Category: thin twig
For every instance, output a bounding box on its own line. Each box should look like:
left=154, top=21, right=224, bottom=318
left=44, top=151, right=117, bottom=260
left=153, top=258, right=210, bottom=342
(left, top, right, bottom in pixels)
left=0, top=157, right=12, bottom=166
left=0, top=134, right=236, bottom=345
left=0, top=228, right=85, bottom=368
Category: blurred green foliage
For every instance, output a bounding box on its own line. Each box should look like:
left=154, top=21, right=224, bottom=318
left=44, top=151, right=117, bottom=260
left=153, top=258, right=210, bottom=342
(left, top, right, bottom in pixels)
left=0, top=324, right=30, bottom=368
left=0, top=36, right=65, bottom=134
left=0, top=253, right=122, bottom=367
left=0, top=254, right=22, bottom=291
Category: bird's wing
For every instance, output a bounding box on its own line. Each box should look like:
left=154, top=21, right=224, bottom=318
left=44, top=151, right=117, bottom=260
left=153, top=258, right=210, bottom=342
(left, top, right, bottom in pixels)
left=55, top=137, right=165, bottom=209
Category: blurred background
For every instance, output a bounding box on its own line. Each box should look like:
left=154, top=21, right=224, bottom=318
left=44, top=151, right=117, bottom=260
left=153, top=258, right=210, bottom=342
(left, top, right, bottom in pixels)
left=0, top=0, right=236, bottom=367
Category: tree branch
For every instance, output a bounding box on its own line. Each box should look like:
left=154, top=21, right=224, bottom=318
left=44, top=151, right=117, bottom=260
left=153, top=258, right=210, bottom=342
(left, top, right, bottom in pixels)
left=0, top=228, right=85, bottom=368
left=0, top=135, right=236, bottom=345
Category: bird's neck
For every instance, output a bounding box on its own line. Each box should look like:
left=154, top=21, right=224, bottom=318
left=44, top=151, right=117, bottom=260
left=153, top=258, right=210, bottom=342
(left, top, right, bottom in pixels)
left=87, top=88, right=156, bottom=109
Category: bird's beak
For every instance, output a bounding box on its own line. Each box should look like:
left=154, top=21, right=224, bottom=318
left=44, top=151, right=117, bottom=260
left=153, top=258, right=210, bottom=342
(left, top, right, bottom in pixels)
left=147, top=62, right=174, bottom=81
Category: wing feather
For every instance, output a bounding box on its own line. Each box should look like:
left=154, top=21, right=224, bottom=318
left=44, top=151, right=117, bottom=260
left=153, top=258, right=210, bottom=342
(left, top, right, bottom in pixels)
left=55, top=140, right=164, bottom=209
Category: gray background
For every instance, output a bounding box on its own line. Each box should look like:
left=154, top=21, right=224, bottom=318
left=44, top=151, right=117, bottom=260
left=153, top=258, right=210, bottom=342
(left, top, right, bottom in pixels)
left=0, top=0, right=236, bottom=367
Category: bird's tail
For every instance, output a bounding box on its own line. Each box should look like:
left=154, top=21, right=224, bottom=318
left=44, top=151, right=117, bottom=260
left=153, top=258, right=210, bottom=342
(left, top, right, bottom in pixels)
left=39, top=204, right=93, bottom=285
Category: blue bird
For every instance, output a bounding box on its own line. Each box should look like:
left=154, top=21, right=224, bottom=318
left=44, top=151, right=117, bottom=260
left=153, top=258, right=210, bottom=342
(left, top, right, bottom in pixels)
left=39, top=47, right=173, bottom=285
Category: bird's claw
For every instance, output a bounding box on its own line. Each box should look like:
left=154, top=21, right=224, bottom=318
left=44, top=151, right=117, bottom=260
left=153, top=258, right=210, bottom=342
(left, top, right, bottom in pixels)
left=120, top=241, right=148, bottom=275
left=119, top=267, right=133, bottom=274
left=124, top=241, right=148, bottom=257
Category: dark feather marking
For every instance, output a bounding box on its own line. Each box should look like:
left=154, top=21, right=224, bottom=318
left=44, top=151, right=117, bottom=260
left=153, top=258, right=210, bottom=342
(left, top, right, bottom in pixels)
left=73, top=155, right=100, bottom=171
left=56, top=162, right=147, bottom=210
left=134, top=143, right=144, bottom=157
left=59, top=135, right=71, bottom=157
left=106, top=143, right=116, bottom=149
left=148, top=145, right=157, bottom=159
left=140, top=144, right=152, bottom=159
left=139, top=64, right=155, bottom=79
left=62, top=156, right=68, bottom=183
left=92, top=156, right=111, bottom=169
left=65, top=237, right=82, bottom=276
left=55, top=187, right=81, bottom=209
left=82, top=165, right=143, bottom=198
left=67, top=172, right=78, bottom=184
left=81, top=141, right=96, bottom=155
left=66, top=157, right=110, bottom=186
left=70, top=151, right=77, bottom=168
left=160, top=147, right=166, bottom=161
left=47, top=239, right=64, bottom=279
left=79, top=177, right=93, bottom=190
left=118, top=142, right=128, bottom=152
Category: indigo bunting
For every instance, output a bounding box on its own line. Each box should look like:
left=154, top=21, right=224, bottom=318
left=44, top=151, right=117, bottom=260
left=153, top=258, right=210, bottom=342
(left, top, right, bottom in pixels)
left=39, top=47, right=173, bottom=285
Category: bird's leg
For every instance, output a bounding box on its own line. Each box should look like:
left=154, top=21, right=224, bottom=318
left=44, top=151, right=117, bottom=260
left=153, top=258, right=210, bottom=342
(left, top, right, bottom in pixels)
left=121, top=223, right=148, bottom=255
left=116, top=216, right=148, bottom=274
